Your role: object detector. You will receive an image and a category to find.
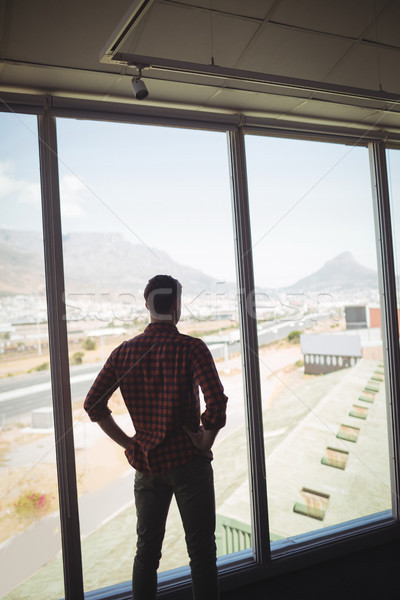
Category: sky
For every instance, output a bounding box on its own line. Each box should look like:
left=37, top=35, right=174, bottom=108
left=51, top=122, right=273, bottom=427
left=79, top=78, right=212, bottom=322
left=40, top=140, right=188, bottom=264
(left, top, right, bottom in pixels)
left=1, top=110, right=399, bottom=289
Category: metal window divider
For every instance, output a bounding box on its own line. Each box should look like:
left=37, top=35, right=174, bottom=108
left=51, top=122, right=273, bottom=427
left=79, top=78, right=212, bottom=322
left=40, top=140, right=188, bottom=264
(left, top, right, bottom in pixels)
left=227, top=128, right=271, bottom=569
left=38, top=112, right=84, bottom=600
left=369, top=141, right=400, bottom=520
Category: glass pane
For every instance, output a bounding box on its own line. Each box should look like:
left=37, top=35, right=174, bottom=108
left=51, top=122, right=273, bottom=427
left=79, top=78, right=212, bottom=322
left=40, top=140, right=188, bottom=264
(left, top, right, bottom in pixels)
left=0, top=113, right=63, bottom=599
left=55, top=119, right=250, bottom=594
left=386, top=149, right=400, bottom=326
left=246, top=135, right=392, bottom=545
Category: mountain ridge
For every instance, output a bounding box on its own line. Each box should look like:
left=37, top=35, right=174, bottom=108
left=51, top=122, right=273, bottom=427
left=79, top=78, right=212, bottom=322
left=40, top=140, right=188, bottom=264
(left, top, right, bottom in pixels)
left=0, top=230, right=383, bottom=296
left=0, top=230, right=217, bottom=295
left=285, top=251, right=378, bottom=292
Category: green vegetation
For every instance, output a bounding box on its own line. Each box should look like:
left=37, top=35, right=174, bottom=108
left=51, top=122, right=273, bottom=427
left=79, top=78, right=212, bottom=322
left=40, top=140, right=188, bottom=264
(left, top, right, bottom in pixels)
left=28, top=362, right=50, bottom=372
left=82, top=337, right=96, bottom=351
left=295, top=359, right=304, bottom=368
left=287, top=330, right=303, bottom=343
left=71, top=351, right=84, bottom=365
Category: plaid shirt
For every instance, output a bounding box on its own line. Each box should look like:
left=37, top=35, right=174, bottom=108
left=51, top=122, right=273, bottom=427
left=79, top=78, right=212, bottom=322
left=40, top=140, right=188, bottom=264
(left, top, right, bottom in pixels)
left=84, top=323, right=228, bottom=474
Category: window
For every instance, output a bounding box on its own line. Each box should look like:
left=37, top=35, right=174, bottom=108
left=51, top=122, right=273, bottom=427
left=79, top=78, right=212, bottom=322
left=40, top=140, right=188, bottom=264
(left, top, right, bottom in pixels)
left=1, top=102, right=399, bottom=600
left=246, top=135, right=392, bottom=543
left=53, top=119, right=250, bottom=594
left=0, top=113, right=64, bottom=599
left=383, top=148, right=400, bottom=334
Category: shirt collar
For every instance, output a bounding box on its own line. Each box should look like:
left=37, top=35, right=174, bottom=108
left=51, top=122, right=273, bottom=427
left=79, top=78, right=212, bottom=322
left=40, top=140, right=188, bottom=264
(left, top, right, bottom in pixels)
left=145, top=322, right=178, bottom=332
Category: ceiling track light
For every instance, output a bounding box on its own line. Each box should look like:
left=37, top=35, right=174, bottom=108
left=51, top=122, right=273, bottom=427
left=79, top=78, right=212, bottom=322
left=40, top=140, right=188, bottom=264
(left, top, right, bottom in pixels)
left=131, top=65, right=148, bottom=100
left=117, top=54, right=400, bottom=105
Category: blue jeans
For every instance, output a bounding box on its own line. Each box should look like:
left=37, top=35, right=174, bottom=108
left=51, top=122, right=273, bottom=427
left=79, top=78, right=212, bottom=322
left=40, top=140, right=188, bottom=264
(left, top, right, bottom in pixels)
left=132, top=455, right=219, bottom=600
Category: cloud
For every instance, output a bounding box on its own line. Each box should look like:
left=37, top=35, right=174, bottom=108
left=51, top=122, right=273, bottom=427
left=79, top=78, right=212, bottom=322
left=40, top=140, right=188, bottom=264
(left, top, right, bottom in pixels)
left=60, top=174, right=86, bottom=218
left=0, top=161, right=40, bottom=206
left=0, top=162, right=89, bottom=219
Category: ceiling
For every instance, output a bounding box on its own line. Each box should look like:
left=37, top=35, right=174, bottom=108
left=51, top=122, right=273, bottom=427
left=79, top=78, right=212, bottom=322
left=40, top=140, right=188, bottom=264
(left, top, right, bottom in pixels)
left=2, top=0, right=400, bottom=140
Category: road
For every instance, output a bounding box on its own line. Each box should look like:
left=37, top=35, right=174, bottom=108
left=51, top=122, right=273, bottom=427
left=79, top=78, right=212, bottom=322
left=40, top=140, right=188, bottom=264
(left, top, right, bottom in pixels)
left=0, top=363, right=101, bottom=423
left=0, top=314, right=328, bottom=423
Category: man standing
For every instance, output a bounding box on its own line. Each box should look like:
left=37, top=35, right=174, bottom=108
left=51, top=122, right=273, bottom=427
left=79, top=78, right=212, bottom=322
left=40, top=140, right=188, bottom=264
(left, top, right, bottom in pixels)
left=84, top=274, right=228, bottom=600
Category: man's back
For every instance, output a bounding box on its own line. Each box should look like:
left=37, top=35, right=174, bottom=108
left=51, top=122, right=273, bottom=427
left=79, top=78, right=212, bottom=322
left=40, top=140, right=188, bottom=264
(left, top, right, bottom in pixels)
left=84, top=322, right=227, bottom=474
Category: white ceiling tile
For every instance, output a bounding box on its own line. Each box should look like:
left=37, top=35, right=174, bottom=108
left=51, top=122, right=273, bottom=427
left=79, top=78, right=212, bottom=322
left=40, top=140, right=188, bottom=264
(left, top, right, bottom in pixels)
left=325, top=44, right=400, bottom=94
left=272, top=0, right=377, bottom=39
left=162, top=0, right=275, bottom=20
left=122, top=6, right=261, bottom=67
left=237, top=23, right=353, bottom=81
left=122, top=3, right=214, bottom=62
left=209, top=14, right=261, bottom=67
left=363, top=0, right=400, bottom=48
left=5, top=0, right=133, bottom=69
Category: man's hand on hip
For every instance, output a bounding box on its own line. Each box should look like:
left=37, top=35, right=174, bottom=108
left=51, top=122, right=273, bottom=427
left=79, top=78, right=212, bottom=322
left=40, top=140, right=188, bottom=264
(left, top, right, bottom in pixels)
left=183, top=425, right=219, bottom=452
left=98, top=414, right=132, bottom=450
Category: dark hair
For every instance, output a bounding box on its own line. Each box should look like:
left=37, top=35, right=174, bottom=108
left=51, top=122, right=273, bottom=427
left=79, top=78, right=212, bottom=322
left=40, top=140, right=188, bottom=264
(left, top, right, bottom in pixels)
left=144, top=275, right=182, bottom=315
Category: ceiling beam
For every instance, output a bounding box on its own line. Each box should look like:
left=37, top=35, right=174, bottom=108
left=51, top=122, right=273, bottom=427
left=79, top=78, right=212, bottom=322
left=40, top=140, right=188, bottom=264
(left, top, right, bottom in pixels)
left=109, top=52, right=400, bottom=105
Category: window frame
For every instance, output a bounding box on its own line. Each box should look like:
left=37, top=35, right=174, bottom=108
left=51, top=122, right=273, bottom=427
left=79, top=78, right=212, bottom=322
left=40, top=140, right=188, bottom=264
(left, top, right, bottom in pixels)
left=1, top=95, right=399, bottom=599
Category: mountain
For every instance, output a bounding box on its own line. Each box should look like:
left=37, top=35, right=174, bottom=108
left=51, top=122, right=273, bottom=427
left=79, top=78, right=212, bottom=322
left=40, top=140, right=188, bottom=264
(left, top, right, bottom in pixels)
left=0, top=230, right=46, bottom=295
left=286, top=252, right=378, bottom=292
left=0, top=231, right=383, bottom=297
left=0, top=230, right=218, bottom=296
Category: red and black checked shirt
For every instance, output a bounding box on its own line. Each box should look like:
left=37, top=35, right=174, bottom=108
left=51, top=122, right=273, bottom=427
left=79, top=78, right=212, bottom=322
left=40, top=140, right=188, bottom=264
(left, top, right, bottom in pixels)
left=84, top=322, right=228, bottom=474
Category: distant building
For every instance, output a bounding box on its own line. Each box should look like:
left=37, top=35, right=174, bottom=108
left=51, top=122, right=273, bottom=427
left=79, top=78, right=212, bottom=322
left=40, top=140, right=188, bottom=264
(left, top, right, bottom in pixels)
left=345, top=304, right=400, bottom=335
left=344, top=306, right=367, bottom=329
left=301, top=333, right=362, bottom=375
left=368, top=305, right=400, bottom=331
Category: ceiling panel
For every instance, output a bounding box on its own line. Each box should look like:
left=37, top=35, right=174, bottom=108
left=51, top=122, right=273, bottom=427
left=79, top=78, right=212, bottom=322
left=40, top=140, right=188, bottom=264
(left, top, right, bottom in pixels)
left=122, top=2, right=217, bottom=62
left=161, top=0, right=275, bottom=20
left=120, top=1, right=263, bottom=67
left=272, top=0, right=379, bottom=38
left=4, top=0, right=133, bottom=70
left=204, top=13, right=262, bottom=68
left=325, top=44, right=400, bottom=93
left=236, top=23, right=352, bottom=81
left=363, top=0, right=400, bottom=47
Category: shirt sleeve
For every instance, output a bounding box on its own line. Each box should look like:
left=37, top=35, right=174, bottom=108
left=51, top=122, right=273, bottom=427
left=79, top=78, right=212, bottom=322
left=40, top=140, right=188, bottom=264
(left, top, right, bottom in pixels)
left=191, top=339, right=228, bottom=430
left=83, top=349, right=120, bottom=422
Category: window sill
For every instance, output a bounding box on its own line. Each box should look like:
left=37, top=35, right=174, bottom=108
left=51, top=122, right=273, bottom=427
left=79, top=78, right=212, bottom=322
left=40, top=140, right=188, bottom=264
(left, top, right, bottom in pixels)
left=83, top=511, right=400, bottom=600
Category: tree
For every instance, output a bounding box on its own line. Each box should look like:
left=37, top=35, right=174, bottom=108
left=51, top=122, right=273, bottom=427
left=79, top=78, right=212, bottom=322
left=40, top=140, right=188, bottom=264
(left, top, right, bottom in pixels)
left=82, top=337, right=96, bottom=351
left=287, top=330, right=302, bottom=343
left=71, top=351, right=84, bottom=365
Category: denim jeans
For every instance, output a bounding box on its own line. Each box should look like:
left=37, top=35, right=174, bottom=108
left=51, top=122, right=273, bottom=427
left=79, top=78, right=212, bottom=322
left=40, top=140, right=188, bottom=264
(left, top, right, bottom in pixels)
left=132, top=455, right=219, bottom=600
